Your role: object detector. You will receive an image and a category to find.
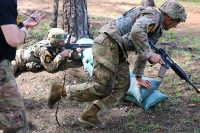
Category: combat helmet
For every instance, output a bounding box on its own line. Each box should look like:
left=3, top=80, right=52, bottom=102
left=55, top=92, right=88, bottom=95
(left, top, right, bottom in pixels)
left=47, top=28, right=65, bottom=46
left=159, top=0, right=187, bottom=22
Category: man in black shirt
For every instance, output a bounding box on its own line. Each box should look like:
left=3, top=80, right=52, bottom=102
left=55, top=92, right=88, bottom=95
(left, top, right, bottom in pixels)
left=0, top=0, right=45, bottom=132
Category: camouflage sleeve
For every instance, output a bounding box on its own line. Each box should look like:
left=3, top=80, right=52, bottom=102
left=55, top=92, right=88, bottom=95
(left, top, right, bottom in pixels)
left=130, top=14, right=159, bottom=76
left=39, top=48, right=65, bottom=72
left=133, top=54, right=147, bottom=77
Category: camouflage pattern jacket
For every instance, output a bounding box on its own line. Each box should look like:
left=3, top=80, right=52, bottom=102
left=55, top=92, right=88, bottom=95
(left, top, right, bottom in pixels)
left=13, top=40, right=66, bottom=73
left=99, top=6, right=164, bottom=76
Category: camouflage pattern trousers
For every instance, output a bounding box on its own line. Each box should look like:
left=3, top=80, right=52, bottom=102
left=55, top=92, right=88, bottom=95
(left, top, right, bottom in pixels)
left=0, top=59, right=29, bottom=133
left=66, top=33, right=130, bottom=109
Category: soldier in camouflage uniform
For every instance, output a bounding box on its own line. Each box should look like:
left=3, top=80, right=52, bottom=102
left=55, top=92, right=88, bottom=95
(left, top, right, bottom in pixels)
left=11, top=28, right=82, bottom=74
left=48, top=0, right=187, bottom=128
left=0, top=0, right=45, bottom=131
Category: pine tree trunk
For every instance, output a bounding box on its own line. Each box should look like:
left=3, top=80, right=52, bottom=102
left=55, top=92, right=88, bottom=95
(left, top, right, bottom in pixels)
left=50, top=0, right=59, bottom=28
left=63, top=0, right=90, bottom=40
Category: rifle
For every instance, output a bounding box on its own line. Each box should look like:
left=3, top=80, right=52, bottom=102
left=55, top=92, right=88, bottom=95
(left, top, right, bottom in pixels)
left=149, top=41, right=200, bottom=93
left=47, top=43, right=93, bottom=51
left=63, top=43, right=93, bottom=50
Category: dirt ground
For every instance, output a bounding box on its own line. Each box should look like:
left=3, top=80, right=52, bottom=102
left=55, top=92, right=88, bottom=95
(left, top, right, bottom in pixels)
left=16, top=0, right=200, bottom=133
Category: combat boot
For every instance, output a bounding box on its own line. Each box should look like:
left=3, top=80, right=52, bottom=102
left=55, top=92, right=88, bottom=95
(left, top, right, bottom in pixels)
left=78, top=104, right=106, bottom=128
left=48, top=81, right=67, bottom=109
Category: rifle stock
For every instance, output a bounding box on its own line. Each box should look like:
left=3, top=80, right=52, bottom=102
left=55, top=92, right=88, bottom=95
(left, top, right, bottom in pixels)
left=149, top=41, right=200, bottom=93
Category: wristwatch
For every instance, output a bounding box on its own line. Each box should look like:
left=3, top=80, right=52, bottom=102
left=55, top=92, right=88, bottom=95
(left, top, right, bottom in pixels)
left=18, top=22, right=24, bottom=29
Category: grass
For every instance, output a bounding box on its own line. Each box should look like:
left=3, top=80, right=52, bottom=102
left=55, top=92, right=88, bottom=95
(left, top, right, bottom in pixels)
left=19, top=21, right=50, bottom=49
left=160, top=30, right=178, bottom=43
left=167, top=97, right=181, bottom=106
left=123, top=119, right=162, bottom=133
left=28, top=21, right=50, bottom=40
left=190, top=95, right=200, bottom=103
left=126, top=110, right=138, bottom=118
left=190, top=38, right=200, bottom=51
left=137, top=122, right=161, bottom=133
left=154, top=102, right=165, bottom=112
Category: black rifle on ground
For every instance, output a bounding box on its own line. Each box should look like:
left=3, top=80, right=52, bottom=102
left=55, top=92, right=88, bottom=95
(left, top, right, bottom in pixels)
left=149, top=41, right=200, bottom=93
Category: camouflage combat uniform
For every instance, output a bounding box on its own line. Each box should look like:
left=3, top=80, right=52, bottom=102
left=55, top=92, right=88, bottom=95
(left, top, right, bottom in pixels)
left=66, top=6, right=163, bottom=108
left=48, top=0, right=187, bottom=128
left=0, top=60, right=29, bottom=132
left=11, top=40, right=81, bottom=74
left=49, top=7, right=163, bottom=126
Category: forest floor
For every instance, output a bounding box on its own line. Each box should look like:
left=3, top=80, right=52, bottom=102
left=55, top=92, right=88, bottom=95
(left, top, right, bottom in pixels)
left=16, top=0, right=200, bottom=133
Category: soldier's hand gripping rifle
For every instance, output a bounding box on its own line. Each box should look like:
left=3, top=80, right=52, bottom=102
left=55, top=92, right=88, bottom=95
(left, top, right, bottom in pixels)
left=149, top=41, right=200, bottom=93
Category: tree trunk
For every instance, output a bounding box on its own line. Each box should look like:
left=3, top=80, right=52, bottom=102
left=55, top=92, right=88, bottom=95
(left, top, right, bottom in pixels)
left=141, top=0, right=155, bottom=7
left=63, top=0, right=90, bottom=40
left=50, top=0, right=59, bottom=28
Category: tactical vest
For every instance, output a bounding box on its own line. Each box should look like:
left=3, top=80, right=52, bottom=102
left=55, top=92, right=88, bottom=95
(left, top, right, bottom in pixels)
left=99, top=7, right=162, bottom=60
left=115, top=7, right=144, bottom=36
